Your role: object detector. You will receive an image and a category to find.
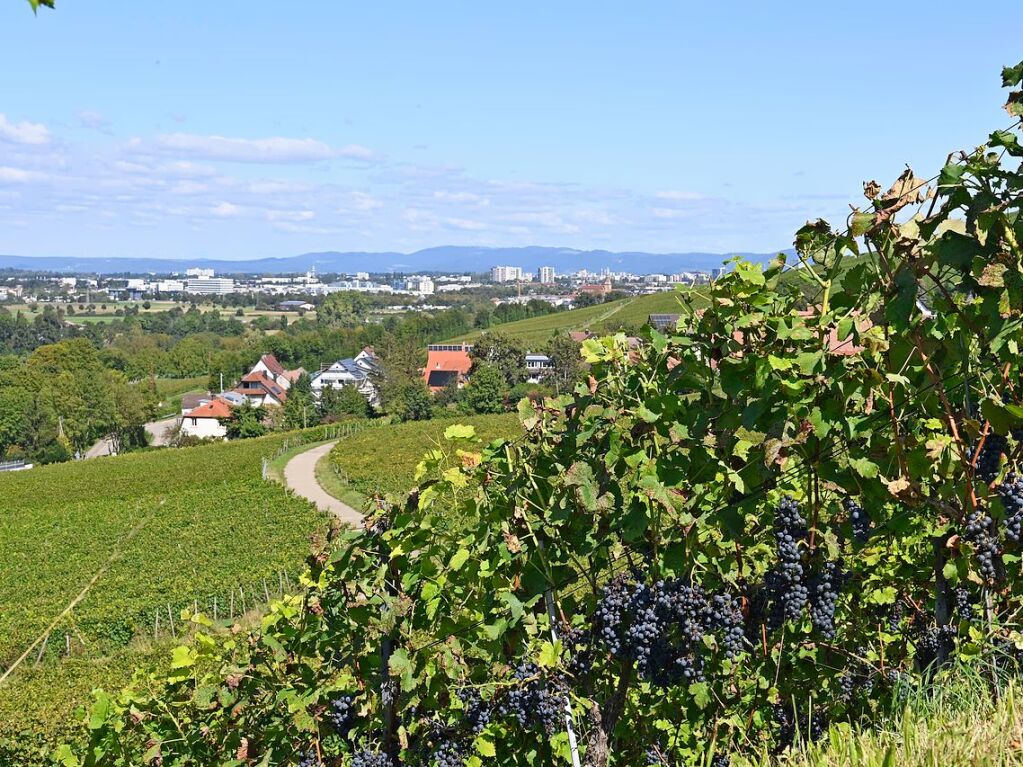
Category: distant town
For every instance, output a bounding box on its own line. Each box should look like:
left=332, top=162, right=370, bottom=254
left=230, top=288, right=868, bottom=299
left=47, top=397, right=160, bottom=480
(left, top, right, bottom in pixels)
left=0, top=262, right=724, bottom=310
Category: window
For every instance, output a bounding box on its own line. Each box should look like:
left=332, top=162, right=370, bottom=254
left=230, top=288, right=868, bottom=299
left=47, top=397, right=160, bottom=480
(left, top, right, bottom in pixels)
left=191, top=418, right=197, bottom=426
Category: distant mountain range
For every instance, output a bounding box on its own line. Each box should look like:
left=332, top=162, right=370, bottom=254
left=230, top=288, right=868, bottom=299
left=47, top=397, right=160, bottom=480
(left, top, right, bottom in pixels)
left=0, top=246, right=786, bottom=276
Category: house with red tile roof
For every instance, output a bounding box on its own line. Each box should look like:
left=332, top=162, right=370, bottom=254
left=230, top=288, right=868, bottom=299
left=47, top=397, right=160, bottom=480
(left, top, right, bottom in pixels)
left=422, top=343, right=473, bottom=392
left=249, top=353, right=301, bottom=391
left=180, top=397, right=233, bottom=440
left=233, top=370, right=288, bottom=407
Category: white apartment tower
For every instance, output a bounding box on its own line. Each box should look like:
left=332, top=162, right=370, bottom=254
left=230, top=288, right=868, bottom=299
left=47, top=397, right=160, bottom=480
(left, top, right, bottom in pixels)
left=537, top=266, right=556, bottom=284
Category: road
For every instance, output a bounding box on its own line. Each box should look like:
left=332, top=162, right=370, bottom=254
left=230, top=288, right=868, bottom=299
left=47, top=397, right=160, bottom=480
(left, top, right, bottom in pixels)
left=282, top=440, right=363, bottom=526
left=83, top=415, right=180, bottom=459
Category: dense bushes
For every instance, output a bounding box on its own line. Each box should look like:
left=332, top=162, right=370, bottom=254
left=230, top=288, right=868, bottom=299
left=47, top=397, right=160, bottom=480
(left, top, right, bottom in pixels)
left=57, top=63, right=1023, bottom=766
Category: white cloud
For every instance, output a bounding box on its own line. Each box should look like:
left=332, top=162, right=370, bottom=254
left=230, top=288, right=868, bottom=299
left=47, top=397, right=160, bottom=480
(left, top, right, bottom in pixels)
left=0, top=166, right=48, bottom=183
left=145, top=132, right=374, bottom=164
left=0, top=114, right=50, bottom=145
left=210, top=201, right=242, bottom=217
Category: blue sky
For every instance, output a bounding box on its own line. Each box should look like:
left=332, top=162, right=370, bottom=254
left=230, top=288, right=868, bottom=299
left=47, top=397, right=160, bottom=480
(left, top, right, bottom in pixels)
left=0, top=1, right=1020, bottom=260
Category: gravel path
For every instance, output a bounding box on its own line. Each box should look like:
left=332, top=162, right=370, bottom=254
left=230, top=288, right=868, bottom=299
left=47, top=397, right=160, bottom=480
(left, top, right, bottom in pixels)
left=283, top=440, right=363, bottom=526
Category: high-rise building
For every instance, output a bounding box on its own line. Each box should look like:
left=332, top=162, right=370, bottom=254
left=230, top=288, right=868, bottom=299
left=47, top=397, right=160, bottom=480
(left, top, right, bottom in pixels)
left=491, top=265, right=523, bottom=283
left=537, top=266, right=556, bottom=284
left=185, top=277, right=235, bottom=295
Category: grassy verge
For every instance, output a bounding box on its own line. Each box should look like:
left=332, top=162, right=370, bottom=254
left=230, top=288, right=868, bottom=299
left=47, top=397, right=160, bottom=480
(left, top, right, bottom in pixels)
left=739, top=670, right=1023, bottom=767
left=329, top=413, right=520, bottom=498
left=315, top=451, right=368, bottom=511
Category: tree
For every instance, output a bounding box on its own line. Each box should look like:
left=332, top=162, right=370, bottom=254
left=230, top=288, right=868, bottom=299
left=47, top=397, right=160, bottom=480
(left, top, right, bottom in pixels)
left=464, top=361, right=506, bottom=414
left=225, top=402, right=267, bottom=439
left=545, top=332, right=585, bottom=393
left=392, top=378, right=433, bottom=422
left=282, top=388, right=313, bottom=430
left=318, top=291, right=368, bottom=329
left=470, top=331, right=524, bottom=387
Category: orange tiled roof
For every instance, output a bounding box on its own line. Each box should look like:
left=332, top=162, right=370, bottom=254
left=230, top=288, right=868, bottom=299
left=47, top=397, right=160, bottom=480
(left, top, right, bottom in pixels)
left=186, top=398, right=233, bottom=419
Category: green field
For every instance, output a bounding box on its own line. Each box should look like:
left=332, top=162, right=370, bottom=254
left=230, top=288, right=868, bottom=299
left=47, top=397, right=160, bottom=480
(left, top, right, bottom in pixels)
left=0, top=432, right=329, bottom=739
left=330, top=413, right=521, bottom=500
left=447, top=290, right=703, bottom=347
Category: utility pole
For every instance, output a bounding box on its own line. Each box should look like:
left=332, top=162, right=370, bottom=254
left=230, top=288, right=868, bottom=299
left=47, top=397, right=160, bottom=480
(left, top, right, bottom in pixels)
left=219, top=373, right=224, bottom=394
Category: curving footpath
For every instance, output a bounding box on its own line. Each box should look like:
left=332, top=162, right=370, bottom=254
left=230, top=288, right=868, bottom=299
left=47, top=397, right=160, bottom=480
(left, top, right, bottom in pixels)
left=282, top=440, right=363, bottom=527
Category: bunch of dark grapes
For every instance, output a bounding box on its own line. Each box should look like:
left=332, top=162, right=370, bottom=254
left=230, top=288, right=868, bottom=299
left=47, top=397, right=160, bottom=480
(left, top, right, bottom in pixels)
left=912, top=612, right=954, bottom=670
left=772, top=702, right=826, bottom=752
left=964, top=509, right=1001, bottom=582
left=772, top=703, right=795, bottom=752
left=328, top=694, right=357, bottom=738
left=496, top=661, right=563, bottom=734
left=297, top=752, right=319, bottom=767
left=997, top=473, right=1023, bottom=544
left=970, top=433, right=1008, bottom=483
left=887, top=599, right=905, bottom=634
left=456, top=687, right=491, bottom=735
left=772, top=496, right=809, bottom=622
left=836, top=672, right=855, bottom=702
left=351, top=750, right=392, bottom=767
left=560, top=626, right=595, bottom=682
left=709, top=593, right=746, bottom=658
left=844, top=497, right=872, bottom=543
left=807, top=560, right=846, bottom=639
left=644, top=747, right=666, bottom=765
left=711, top=755, right=730, bottom=767
left=430, top=738, right=467, bottom=767
left=953, top=585, right=974, bottom=622
left=594, top=576, right=632, bottom=657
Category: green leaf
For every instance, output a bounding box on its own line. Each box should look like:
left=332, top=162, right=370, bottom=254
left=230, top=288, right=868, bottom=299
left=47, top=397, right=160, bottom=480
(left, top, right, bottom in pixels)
left=689, top=681, right=711, bottom=709
left=444, top=424, right=477, bottom=441
left=388, top=647, right=411, bottom=675
left=635, top=404, right=660, bottom=423
left=449, top=548, right=470, bottom=571
left=849, top=457, right=879, bottom=478
left=475, top=736, right=497, bottom=758
left=170, top=645, right=195, bottom=669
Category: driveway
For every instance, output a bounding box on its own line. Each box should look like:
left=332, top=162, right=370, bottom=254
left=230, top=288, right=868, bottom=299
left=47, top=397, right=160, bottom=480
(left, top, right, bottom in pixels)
left=84, top=415, right=180, bottom=459
left=283, top=440, right=363, bottom=526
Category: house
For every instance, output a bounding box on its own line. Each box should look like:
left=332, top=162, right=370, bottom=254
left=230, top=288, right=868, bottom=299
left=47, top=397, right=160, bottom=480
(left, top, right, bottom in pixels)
left=180, top=398, right=232, bottom=440
left=524, top=353, right=553, bottom=383
left=568, top=330, right=594, bottom=343
left=576, top=276, right=614, bottom=298
left=179, top=392, right=213, bottom=415
left=422, top=343, right=473, bottom=392
left=648, top=314, right=681, bottom=332
left=278, top=300, right=315, bottom=312
left=310, top=348, right=381, bottom=407
left=233, top=371, right=288, bottom=407
left=249, top=354, right=296, bottom=390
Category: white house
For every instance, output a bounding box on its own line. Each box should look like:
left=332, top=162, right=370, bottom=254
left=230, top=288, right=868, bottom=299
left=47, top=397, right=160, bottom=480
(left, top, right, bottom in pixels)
left=525, top=353, right=553, bottom=383
left=233, top=371, right=288, bottom=407
left=310, top=347, right=380, bottom=407
left=180, top=398, right=232, bottom=440
left=248, top=354, right=304, bottom=391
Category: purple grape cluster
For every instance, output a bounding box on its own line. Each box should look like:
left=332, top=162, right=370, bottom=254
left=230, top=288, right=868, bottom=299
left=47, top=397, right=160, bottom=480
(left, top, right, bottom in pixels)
left=772, top=496, right=809, bottom=622
left=964, top=509, right=1001, bottom=582
left=843, top=497, right=871, bottom=543
left=328, top=694, right=357, bottom=738
left=496, top=661, right=563, bottom=734
left=592, top=576, right=746, bottom=687
left=807, top=560, right=847, bottom=639
left=456, top=687, right=491, bottom=735
left=997, top=473, right=1023, bottom=544
left=970, top=433, right=1008, bottom=483
left=953, top=585, right=974, bottom=622
left=350, top=751, right=392, bottom=767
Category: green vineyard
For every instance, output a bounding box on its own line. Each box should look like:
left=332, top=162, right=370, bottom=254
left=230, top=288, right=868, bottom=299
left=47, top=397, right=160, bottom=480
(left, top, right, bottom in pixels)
left=0, top=432, right=330, bottom=743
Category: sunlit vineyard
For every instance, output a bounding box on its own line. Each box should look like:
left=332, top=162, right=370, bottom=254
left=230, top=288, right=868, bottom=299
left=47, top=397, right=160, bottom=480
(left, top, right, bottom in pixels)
left=0, top=432, right=330, bottom=746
